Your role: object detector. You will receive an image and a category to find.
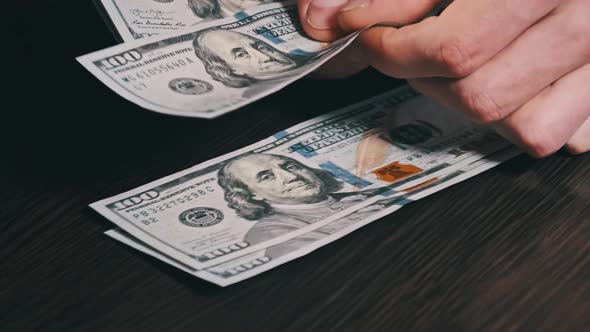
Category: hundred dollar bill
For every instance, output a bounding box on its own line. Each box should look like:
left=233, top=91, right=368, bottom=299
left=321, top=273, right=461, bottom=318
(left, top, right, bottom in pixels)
left=106, top=146, right=520, bottom=286
left=96, top=0, right=453, bottom=42
left=97, top=0, right=285, bottom=41
left=90, top=86, right=512, bottom=270
left=78, top=2, right=363, bottom=118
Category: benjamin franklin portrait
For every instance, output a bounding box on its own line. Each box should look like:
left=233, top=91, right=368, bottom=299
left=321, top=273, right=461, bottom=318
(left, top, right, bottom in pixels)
left=217, top=153, right=378, bottom=257
left=193, top=29, right=303, bottom=88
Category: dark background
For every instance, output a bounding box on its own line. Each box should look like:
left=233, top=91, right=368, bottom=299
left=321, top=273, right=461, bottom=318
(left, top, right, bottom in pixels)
left=2, top=1, right=589, bottom=331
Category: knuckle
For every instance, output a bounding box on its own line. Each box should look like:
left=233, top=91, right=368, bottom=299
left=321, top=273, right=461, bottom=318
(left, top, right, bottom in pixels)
left=378, top=28, right=399, bottom=59
left=436, top=37, right=476, bottom=77
left=562, top=2, right=590, bottom=58
left=565, top=142, right=588, bottom=155
left=565, top=142, right=590, bottom=154
left=507, top=123, right=564, bottom=158
left=565, top=132, right=590, bottom=155
left=452, top=82, right=505, bottom=123
left=370, top=29, right=403, bottom=76
left=573, top=22, right=590, bottom=59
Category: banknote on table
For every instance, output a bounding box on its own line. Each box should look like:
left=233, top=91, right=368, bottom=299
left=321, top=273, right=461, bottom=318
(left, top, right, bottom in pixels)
left=78, top=2, right=364, bottom=118
left=90, top=85, right=515, bottom=271
left=106, top=145, right=519, bottom=286
left=96, top=0, right=287, bottom=41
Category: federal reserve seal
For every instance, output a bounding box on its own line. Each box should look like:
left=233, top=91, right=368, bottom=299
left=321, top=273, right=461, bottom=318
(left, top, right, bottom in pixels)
left=179, top=207, right=224, bottom=227
left=169, top=78, right=213, bottom=95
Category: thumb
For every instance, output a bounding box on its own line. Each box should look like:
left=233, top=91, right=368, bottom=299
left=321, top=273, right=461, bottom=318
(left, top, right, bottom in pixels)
left=299, top=0, right=350, bottom=41
left=338, top=0, right=443, bottom=32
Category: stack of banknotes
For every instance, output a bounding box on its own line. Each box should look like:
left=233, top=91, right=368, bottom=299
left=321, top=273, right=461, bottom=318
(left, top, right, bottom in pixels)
left=83, top=0, right=520, bottom=286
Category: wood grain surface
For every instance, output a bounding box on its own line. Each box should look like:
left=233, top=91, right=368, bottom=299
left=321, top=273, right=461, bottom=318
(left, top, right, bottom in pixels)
left=2, top=1, right=589, bottom=331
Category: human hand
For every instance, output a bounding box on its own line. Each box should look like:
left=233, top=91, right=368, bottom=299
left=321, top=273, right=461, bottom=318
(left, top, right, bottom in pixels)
left=300, top=0, right=590, bottom=156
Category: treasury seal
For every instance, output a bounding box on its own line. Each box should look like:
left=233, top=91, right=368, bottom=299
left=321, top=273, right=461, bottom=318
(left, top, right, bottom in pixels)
left=169, top=78, right=213, bottom=95
left=179, top=207, right=224, bottom=227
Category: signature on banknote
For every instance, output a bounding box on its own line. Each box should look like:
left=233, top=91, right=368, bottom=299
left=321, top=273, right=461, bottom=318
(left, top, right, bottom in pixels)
left=129, top=9, right=174, bottom=19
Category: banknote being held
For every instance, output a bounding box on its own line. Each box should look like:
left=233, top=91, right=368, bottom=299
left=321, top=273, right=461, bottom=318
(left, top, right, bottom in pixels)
left=193, top=28, right=302, bottom=87
left=78, top=2, right=360, bottom=118
left=189, top=0, right=282, bottom=19
left=98, top=0, right=285, bottom=41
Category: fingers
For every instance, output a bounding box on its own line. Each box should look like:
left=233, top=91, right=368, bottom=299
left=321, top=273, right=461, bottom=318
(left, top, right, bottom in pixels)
left=298, top=0, right=349, bottom=41
left=309, top=40, right=370, bottom=79
left=408, top=3, right=590, bottom=123
left=300, top=0, right=590, bottom=157
left=360, top=0, right=560, bottom=78
left=454, top=0, right=590, bottom=122
left=566, top=116, right=590, bottom=155
left=496, top=64, right=590, bottom=157
left=412, top=64, right=590, bottom=157
left=298, top=0, right=443, bottom=42
left=338, top=0, right=441, bottom=31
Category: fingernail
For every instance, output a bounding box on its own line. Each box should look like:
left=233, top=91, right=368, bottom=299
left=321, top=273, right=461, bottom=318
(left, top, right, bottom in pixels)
left=340, top=0, right=369, bottom=12
left=307, top=0, right=348, bottom=30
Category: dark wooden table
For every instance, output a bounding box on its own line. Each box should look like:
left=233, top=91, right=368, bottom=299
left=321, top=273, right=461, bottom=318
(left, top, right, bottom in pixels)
left=3, top=2, right=589, bottom=331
